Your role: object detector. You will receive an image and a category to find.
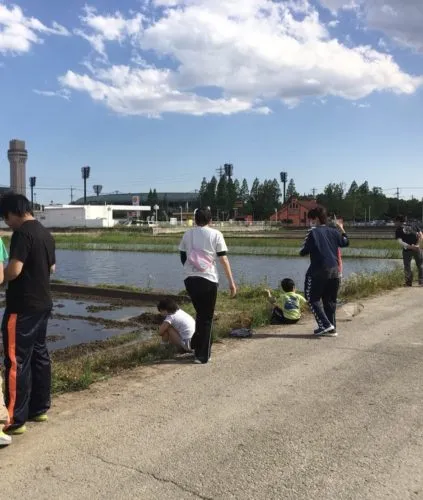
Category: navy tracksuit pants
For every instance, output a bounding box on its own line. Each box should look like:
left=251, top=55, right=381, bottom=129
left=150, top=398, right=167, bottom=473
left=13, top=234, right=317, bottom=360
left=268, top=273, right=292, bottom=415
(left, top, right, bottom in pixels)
left=2, top=310, right=51, bottom=430
left=305, top=271, right=340, bottom=329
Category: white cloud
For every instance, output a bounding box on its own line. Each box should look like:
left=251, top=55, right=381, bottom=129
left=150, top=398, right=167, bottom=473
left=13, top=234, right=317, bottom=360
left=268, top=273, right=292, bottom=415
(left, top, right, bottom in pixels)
left=33, top=88, right=71, bottom=100
left=319, top=0, right=423, bottom=52
left=352, top=101, right=370, bottom=108
left=59, top=66, right=271, bottom=117
left=60, top=0, right=422, bottom=117
left=75, top=6, right=144, bottom=58
left=0, top=3, right=69, bottom=55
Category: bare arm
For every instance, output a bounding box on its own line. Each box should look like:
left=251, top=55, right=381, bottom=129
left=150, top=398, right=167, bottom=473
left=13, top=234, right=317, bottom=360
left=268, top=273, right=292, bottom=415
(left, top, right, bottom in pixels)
left=4, top=259, right=24, bottom=282
left=219, top=255, right=237, bottom=297
left=264, top=288, right=276, bottom=304
left=50, top=264, right=56, bottom=274
left=0, top=265, right=4, bottom=285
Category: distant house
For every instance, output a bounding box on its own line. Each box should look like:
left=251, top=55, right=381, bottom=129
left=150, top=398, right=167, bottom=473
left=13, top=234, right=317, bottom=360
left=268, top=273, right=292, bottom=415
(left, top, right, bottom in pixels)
left=270, top=197, right=321, bottom=226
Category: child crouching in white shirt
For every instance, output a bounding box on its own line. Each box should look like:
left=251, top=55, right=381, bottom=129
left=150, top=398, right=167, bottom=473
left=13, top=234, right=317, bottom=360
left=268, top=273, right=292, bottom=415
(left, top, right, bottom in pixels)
left=157, top=299, right=195, bottom=353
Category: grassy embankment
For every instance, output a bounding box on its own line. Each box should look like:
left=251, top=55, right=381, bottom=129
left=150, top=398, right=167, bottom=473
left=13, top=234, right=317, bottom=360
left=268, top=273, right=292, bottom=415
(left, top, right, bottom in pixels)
left=51, top=264, right=405, bottom=393
left=37, top=232, right=403, bottom=258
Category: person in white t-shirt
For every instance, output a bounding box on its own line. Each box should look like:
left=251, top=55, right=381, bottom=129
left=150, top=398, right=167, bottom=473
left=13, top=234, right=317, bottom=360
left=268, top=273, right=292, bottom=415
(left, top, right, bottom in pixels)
left=157, top=298, right=195, bottom=353
left=179, top=207, right=236, bottom=364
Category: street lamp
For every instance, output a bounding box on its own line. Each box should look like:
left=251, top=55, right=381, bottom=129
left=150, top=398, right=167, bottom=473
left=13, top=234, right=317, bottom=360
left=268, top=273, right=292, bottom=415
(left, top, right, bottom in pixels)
left=280, top=172, right=288, bottom=204
left=274, top=208, right=278, bottom=224
left=29, top=176, right=36, bottom=209
left=153, top=204, right=159, bottom=223
left=81, top=166, right=91, bottom=205
left=179, top=206, right=183, bottom=225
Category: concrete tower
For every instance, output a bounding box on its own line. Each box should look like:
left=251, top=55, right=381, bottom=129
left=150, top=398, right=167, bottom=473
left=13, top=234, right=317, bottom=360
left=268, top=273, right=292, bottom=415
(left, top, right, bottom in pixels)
left=8, top=139, right=28, bottom=196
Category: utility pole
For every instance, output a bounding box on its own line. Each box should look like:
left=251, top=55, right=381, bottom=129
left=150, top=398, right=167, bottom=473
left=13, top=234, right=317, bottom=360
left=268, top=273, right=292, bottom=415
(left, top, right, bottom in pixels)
left=396, top=187, right=400, bottom=214
left=312, top=188, right=316, bottom=198
left=70, top=186, right=75, bottom=203
left=216, top=165, right=224, bottom=178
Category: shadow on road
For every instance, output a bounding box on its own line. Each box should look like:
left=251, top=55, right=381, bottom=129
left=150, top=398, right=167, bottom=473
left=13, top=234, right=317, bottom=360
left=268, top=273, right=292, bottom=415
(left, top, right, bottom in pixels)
left=252, top=333, right=320, bottom=340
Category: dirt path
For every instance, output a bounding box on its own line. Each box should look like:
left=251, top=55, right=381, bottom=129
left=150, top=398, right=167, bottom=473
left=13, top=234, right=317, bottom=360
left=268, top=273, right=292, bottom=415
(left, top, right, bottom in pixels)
left=1, top=288, right=423, bottom=499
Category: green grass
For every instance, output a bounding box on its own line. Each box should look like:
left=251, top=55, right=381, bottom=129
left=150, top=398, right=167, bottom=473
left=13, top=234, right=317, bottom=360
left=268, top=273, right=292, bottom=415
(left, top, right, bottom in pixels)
left=50, top=265, right=405, bottom=394
left=50, top=232, right=401, bottom=249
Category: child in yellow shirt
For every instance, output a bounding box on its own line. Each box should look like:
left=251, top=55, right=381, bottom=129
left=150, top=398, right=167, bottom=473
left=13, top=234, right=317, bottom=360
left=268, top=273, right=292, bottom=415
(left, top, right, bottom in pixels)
left=265, top=278, right=307, bottom=325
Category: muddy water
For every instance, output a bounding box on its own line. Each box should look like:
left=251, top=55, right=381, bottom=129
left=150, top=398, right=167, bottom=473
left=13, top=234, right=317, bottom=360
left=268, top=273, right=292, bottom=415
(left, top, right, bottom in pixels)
left=0, top=297, right=156, bottom=351
left=55, top=249, right=398, bottom=291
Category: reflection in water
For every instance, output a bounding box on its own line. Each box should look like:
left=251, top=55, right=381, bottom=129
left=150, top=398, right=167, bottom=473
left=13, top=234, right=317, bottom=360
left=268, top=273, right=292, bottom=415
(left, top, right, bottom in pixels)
left=55, top=250, right=399, bottom=292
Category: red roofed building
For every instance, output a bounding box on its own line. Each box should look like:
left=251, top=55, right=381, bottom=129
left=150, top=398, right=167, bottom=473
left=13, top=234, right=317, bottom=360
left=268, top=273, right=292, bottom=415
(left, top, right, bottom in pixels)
left=270, top=197, right=321, bottom=226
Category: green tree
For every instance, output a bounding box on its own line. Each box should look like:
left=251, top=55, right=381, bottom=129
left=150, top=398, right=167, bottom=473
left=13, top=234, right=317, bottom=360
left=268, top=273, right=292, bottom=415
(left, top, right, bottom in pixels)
left=286, top=178, right=299, bottom=199
left=240, top=179, right=249, bottom=202
left=205, top=176, right=218, bottom=210
left=216, top=175, right=228, bottom=218
left=199, top=177, right=208, bottom=206
left=226, top=178, right=238, bottom=217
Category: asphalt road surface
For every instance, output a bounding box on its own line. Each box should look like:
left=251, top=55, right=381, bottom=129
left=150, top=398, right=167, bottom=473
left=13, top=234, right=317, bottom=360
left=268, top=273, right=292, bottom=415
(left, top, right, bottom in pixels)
left=1, top=288, right=423, bottom=499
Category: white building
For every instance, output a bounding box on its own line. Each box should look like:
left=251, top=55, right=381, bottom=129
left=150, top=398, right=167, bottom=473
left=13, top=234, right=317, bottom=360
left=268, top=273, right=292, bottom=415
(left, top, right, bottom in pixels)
left=36, top=205, right=151, bottom=228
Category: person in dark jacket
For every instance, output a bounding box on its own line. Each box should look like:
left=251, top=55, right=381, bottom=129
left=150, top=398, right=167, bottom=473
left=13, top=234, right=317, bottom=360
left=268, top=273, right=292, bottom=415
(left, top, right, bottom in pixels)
left=300, top=207, right=349, bottom=337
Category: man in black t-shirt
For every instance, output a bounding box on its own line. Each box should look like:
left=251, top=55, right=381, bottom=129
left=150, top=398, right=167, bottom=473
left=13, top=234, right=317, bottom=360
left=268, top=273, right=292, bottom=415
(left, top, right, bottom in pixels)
left=394, top=215, right=423, bottom=286
left=0, top=194, right=55, bottom=436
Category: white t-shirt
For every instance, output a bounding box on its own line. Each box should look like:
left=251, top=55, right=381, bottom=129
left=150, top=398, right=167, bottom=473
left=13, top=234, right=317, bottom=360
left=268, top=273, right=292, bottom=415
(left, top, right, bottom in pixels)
left=164, top=309, right=195, bottom=340
left=179, top=226, right=228, bottom=283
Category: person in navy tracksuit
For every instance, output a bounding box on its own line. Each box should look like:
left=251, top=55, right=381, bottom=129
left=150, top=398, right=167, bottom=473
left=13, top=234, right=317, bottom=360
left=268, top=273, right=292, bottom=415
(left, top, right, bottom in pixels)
left=300, top=207, right=349, bottom=337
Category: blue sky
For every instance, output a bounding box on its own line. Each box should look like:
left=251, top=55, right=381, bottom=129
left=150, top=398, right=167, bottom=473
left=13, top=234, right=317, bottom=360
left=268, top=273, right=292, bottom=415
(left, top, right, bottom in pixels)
left=0, top=0, right=422, bottom=204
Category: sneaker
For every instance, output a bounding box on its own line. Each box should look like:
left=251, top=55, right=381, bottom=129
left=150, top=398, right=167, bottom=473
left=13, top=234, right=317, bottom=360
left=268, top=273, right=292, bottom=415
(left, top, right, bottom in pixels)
left=0, top=431, right=11, bottom=446
left=313, top=325, right=335, bottom=336
left=5, top=425, right=26, bottom=436
left=321, top=329, right=338, bottom=337
left=29, top=413, right=48, bottom=423
left=194, top=358, right=211, bottom=364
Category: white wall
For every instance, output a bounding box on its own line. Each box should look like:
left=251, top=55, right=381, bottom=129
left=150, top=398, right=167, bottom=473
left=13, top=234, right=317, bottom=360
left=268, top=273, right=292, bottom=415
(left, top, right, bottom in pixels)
left=38, top=205, right=115, bottom=228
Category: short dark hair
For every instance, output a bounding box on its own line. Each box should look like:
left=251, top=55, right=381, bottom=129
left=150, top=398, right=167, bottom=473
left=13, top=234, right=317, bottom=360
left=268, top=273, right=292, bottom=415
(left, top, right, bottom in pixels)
left=308, top=206, right=327, bottom=225
left=157, top=298, right=179, bottom=314
left=281, top=278, right=295, bottom=292
left=0, top=193, right=33, bottom=219
left=195, top=207, right=212, bottom=226
left=395, top=215, right=405, bottom=223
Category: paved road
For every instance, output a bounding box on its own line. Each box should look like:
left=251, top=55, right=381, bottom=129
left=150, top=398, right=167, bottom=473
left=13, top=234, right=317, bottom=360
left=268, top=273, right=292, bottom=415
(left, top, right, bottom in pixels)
left=1, top=289, right=423, bottom=499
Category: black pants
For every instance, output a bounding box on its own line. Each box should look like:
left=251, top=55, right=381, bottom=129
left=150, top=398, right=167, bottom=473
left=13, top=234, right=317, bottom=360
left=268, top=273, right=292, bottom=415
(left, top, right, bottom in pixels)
left=184, top=277, right=218, bottom=363
left=305, top=271, right=340, bottom=329
left=270, top=307, right=300, bottom=325
left=403, top=249, right=423, bottom=285
left=2, top=310, right=51, bottom=430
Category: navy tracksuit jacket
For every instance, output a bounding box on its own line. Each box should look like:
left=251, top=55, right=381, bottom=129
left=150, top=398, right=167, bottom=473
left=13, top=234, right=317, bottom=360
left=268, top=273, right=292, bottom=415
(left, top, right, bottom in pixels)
left=300, top=225, right=349, bottom=329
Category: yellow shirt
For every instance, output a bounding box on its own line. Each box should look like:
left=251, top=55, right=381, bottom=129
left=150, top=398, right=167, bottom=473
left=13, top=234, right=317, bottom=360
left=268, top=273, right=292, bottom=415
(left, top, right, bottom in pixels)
left=280, top=292, right=307, bottom=320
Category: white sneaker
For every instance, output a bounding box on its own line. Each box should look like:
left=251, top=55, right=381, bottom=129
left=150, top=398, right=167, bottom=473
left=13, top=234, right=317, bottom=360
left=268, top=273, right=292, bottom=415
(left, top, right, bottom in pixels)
left=0, top=431, right=11, bottom=446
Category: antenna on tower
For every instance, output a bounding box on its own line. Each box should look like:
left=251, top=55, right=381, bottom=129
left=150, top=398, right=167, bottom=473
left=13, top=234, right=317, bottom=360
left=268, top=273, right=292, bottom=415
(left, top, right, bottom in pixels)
left=224, top=163, right=233, bottom=179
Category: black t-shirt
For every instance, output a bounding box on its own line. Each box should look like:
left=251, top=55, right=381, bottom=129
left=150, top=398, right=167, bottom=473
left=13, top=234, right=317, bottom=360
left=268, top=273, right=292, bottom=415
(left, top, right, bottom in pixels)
left=395, top=225, right=421, bottom=246
left=6, top=220, right=56, bottom=313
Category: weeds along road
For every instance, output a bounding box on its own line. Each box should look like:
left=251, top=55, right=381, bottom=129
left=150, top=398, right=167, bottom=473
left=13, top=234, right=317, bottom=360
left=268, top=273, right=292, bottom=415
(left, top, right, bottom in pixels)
left=2, top=288, right=423, bottom=500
